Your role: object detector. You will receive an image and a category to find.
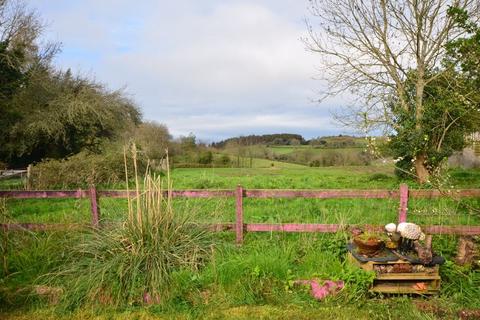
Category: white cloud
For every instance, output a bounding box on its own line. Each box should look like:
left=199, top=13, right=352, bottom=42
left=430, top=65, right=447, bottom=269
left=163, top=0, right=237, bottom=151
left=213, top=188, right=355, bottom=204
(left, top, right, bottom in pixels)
left=36, top=0, right=347, bottom=140
left=167, top=112, right=338, bottom=141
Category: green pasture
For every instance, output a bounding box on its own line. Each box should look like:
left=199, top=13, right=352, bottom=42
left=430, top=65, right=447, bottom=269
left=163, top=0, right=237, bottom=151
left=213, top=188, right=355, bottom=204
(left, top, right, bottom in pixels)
left=267, top=145, right=364, bottom=155
left=171, top=164, right=480, bottom=189
left=171, top=164, right=396, bottom=189
left=3, top=166, right=480, bottom=226
left=1, top=165, right=480, bottom=319
left=5, top=195, right=480, bottom=228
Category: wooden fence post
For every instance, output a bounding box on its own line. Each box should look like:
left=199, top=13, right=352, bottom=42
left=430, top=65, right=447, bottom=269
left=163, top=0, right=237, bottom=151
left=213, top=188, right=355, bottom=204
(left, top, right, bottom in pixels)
left=26, top=164, right=32, bottom=190
left=89, top=185, right=100, bottom=227
left=398, top=184, right=409, bottom=223
left=235, top=185, right=244, bottom=245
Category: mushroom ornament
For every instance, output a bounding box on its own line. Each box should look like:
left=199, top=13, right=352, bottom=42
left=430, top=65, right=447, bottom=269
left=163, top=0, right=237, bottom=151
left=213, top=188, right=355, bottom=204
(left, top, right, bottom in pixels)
left=384, top=222, right=425, bottom=254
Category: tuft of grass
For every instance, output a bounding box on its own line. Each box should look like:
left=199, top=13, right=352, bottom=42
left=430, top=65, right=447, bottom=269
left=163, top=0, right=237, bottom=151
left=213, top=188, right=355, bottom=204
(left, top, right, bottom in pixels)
left=46, top=148, right=214, bottom=309
left=440, top=260, right=480, bottom=308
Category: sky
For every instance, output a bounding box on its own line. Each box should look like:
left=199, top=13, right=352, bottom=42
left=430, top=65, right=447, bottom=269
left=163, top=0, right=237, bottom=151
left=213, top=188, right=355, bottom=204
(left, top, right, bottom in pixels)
left=34, top=0, right=351, bottom=142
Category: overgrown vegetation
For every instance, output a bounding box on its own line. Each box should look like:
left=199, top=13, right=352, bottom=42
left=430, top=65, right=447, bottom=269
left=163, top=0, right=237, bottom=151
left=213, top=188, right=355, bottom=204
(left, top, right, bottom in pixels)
left=0, top=1, right=142, bottom=167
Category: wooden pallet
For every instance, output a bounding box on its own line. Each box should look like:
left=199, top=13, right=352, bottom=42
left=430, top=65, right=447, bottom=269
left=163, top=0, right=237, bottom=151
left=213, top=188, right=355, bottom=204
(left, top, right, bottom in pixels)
left=348, top=253, right=441, bottom=294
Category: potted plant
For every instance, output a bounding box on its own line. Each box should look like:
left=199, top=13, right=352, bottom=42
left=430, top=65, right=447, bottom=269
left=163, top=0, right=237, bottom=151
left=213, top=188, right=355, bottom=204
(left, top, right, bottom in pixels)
left=353, top=232, right=386, bottom=255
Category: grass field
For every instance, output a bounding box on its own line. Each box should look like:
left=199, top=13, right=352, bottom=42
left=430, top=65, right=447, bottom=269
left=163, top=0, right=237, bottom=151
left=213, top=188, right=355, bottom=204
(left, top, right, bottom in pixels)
left=265, top=145, right=371, bottom=166
left=221, top=141, right=374, bottom=167
left=1, top=165, right=480, bottom=319
left=267, top=145, right=364, bottom=155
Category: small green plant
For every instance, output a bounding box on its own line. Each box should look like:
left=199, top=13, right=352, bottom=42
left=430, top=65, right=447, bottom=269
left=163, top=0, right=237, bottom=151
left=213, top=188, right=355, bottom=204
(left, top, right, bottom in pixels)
left=338, top=263, right=376, bottom=301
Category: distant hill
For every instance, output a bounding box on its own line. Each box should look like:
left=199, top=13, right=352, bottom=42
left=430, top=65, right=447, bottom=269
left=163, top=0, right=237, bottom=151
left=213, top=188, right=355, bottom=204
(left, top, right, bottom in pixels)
left=212, top=134, right=370, bottom=149
left=308, top=135, right=367, bottom=148
left=211, top=134, right=306, bottom=148
left=211, top=134, right=389, bottom=167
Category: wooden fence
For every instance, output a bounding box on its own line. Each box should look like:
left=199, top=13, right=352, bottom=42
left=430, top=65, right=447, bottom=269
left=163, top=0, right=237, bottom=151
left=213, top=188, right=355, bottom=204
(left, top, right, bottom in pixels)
left=1, top=184, right=480, bottom=244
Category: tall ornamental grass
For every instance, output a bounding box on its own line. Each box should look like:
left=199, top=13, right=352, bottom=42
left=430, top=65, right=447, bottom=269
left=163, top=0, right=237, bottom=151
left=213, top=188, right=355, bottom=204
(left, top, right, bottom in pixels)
left=50, top=147, right=213, bottom=309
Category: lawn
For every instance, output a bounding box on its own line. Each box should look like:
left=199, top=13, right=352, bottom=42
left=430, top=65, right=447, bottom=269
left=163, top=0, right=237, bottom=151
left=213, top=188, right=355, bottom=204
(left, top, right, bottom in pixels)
left=1, top=165, right=480, bottom=319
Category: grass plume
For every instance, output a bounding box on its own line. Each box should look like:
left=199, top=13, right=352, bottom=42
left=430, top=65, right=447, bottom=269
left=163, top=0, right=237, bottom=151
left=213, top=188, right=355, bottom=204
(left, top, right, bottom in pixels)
left=48, top=145, right=213, bottom=309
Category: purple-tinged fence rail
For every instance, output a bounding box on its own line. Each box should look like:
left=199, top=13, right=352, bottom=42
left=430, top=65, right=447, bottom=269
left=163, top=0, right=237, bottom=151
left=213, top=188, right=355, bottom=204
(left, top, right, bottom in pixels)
left=1, top=184, right=480, bottom=244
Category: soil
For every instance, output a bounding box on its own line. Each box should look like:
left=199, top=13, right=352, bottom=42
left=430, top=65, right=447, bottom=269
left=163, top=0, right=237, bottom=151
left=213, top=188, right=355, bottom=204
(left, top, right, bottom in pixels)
left=414, top=301, right=449, bottom=317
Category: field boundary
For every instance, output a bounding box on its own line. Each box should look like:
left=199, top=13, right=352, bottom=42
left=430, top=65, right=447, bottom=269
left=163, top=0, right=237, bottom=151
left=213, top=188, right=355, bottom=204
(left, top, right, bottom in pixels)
left=1, top=184, right=480, bottom=243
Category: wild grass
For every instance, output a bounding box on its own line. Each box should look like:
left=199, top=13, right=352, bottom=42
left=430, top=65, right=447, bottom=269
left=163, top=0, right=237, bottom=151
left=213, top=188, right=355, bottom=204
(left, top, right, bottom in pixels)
left=42, top=150, right=214, bottom=310
left=1, top=232, right=479, bottom=318
left=5, top=199, right=91, bottom=223
left=0, top=230, right=74, bottom=310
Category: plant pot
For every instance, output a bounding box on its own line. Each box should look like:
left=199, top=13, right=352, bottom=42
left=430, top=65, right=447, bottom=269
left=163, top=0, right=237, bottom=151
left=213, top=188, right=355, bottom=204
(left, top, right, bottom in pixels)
left=353, top=236, right=384, bottom=255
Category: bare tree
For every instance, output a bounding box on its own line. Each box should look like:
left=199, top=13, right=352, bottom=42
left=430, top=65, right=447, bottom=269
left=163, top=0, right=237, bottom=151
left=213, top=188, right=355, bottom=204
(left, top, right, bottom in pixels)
left=305, top=0, right=479, bottom=183
left=0, top=0, right=58, bottom=69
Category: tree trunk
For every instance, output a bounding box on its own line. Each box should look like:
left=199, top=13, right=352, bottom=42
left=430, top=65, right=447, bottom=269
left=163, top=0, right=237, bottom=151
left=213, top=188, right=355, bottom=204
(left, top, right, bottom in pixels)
left=455, top=236, right=477, bottom=266
left=413, top=66, right=429, bottom=184
left=415, top=153, right=429, bottom=184
left=413, top=235, right=433, bottom=265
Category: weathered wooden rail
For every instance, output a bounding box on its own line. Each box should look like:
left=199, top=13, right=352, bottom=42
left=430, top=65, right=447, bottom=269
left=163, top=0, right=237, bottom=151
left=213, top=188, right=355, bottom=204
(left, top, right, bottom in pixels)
left=0, top=169, right=27, bottom=180
left=1, top=184, right=480, bottom=244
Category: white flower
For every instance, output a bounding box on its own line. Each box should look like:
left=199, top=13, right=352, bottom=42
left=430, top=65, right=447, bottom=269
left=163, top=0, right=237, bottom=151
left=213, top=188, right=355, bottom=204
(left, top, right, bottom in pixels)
left=393, top=156, right=404, bottom=163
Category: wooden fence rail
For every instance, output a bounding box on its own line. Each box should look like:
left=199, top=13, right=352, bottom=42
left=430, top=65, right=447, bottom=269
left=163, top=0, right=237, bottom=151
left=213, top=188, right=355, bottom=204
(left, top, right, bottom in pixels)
left=1, top=184, right=480, bottom=244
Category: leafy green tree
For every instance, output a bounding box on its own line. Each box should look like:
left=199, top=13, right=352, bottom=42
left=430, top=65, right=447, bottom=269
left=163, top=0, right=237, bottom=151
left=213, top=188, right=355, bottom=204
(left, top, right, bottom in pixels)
left=3, top=68, right=141, bottom=166
left=218, top=154, right=231, bottom=166
left=445, top=7, right=480, bottom=83
left=0, top=0, right=142, bottom=167
left=179, top=133, right=197, bottom=151
left=0, top=0, right=47, bottom=165
left=0, top=40, right=24, bottom=158
left=0, top=40, right=24, bottom=102
left=390, top=7, right=480, bottom=180
left=198, top=151, right=213, bottom=165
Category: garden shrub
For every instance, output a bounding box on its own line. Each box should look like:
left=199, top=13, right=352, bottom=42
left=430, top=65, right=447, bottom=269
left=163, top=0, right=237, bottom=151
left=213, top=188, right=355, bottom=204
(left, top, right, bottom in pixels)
left=29, top=144, right=148, bottom=189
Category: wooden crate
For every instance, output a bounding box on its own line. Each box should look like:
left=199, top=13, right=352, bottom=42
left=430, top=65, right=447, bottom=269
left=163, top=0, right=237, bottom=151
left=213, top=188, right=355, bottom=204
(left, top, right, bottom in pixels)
left=348, top=253, right=441, bottom=294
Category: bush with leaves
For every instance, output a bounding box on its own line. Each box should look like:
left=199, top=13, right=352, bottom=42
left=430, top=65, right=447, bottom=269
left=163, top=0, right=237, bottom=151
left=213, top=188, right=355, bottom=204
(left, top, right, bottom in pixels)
left=29, top=143, right=148, bottom=189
